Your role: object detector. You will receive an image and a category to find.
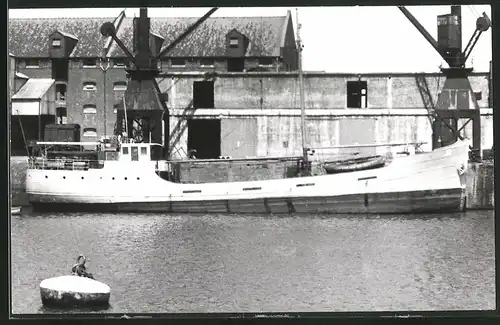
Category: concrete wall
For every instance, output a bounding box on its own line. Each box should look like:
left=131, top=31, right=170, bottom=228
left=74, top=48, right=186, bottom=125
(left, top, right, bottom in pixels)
left=15, top=65, right=490, bottom=143
left=160, top=72, right=490, bottom=110
left=168, top=108, right=494, bottom=161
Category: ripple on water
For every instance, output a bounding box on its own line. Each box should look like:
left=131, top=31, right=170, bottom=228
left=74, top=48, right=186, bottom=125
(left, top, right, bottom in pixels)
left=10, top=210, right=495, bottom=313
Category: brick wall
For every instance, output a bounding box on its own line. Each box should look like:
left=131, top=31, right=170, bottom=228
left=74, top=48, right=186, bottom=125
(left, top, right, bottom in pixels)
left=159, top=58, right=283, bottom=73
left=66, top=61, right=128, bottom=140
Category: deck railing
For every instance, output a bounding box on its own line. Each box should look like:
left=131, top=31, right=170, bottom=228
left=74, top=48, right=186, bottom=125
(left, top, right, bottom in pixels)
left=28, top=157, right=104, bottom=171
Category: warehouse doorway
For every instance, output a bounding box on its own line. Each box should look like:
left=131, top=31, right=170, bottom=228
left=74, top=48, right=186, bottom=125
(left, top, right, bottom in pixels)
left=187, top=119, right=221, bottom=159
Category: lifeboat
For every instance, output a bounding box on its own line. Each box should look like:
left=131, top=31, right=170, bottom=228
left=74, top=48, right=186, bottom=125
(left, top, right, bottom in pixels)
left=323, top=155, right=387, bottom=174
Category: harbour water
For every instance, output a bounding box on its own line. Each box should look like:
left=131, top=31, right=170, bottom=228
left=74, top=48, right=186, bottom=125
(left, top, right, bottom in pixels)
left=11, top=210, right=495, bottom=314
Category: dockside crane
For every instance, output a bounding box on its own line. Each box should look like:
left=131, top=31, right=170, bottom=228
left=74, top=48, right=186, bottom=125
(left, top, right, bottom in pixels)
left=398, top=5, right=491, bottom=161
left=99, top=7, right=218, bottom=159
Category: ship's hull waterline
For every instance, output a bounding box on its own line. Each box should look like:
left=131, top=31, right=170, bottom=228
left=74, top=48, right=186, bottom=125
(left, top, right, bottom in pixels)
left=26, top=140, right=470, bottom=214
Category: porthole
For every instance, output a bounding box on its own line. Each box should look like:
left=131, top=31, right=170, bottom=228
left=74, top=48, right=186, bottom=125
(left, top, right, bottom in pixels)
left=100, top=177, right=102, bottom=179
left=45, top=176, right=48, bottom=179
left=63, top=176, right=66, bottom=179
left=124, top=177, right=128, bottom=180
left=137, top=177, right=140, bottom=180
left=81, top=177, right=84, bottom=180
left=112, top=177, right=115, bottom=180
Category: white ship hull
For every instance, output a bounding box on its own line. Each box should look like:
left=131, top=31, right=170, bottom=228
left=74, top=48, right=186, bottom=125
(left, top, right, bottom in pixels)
left=26, top=140, right=470, bottom=214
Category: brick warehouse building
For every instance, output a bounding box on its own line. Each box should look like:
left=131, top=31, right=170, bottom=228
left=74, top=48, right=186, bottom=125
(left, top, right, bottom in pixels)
left=8, top=11, right=493, bottom=159
left=8, top=10, right=298, bottom=154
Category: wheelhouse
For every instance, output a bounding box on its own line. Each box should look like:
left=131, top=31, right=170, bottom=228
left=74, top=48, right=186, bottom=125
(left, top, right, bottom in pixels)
left=118, top=143, right=163, bottom=162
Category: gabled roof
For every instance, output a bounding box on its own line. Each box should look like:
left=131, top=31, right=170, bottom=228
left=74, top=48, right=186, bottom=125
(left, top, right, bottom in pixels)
left=9, top=14, right=292, bottom=58
left=226, top=28, right=247, bottom=38
left=51, top=30, right=79, bottom=41
left=9, top=18, right=111, bottom=57
left=12, top=78, right=55, bottom=100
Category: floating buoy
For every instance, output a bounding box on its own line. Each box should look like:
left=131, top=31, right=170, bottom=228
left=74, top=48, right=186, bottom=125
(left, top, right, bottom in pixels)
left=40, top=275, right=111, bottom=307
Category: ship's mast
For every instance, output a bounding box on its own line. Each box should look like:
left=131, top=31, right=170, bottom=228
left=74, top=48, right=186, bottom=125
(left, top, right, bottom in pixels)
left=296, top=9, right=308, bottom=174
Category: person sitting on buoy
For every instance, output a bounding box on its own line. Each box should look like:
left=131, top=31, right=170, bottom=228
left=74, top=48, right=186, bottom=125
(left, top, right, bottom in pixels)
left=71, top=254, right=94, bottom=279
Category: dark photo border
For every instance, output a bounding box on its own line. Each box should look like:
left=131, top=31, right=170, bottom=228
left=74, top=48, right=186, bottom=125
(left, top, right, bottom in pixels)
left=5, top=0, right=500, bottom=323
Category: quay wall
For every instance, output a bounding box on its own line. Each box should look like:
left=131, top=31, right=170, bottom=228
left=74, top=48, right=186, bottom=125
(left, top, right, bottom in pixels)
left=466, top=162, right=495, bottom=210
left=10, top=157, right=29, bottom=207
left=10, top=157, right=494, bottom=210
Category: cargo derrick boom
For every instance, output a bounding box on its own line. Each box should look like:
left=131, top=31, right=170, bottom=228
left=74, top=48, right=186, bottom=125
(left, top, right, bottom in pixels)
left=100, top=7, right=218, bottom=159
left=398, top=5, right=490, bottom=161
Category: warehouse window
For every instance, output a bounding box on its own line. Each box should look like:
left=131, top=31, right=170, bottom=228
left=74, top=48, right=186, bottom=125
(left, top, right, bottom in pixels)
left=474, top=91, right=482, bottom=101
left=227, top=58, right=244, bottom=72
left=229, top=38, right=239, bottom=48
left=171, top=59, right=186, bottom=67
left=83, top=104, right=97, bottom=114
left=52, top=39, right=62, bottom=48
left=258, top=58, right=274, bottom=66
left=83, top=128, right=97, bottom=137
left=55, top=84, right=66, bottom=101
left=83, top=82, right=97, bottom=91
left=113, top=82, right=127, bottom=91
left=82, top=59, right=97, bottom=68
left=346, top=80, right=368, bottom=108
left=25, top=59, right=40, bottom=68
left=193, top=81, right=215, bottom=108
left=200, top=59, right=215, bottom=67
left=114, top=58, right=127, bottom=67
left=56, top=107, right=67, bottom=124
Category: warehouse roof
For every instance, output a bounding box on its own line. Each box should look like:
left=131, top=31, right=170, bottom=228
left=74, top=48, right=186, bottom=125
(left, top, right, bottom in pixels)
left=9, top=11, right=293, bottom=58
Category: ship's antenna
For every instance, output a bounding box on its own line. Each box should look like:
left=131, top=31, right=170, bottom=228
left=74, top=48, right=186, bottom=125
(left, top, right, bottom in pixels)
left=122, top=96, right=129, bottom=138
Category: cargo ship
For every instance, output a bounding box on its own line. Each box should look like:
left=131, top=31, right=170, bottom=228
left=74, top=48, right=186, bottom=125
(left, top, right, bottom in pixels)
left=25, top=134, right=470, bottom=214
left=22, top=7, right=471, bottom=214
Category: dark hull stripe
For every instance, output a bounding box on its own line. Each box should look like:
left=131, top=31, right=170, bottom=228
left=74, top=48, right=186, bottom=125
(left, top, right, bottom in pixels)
left=30, top=188, right=465, bottom=214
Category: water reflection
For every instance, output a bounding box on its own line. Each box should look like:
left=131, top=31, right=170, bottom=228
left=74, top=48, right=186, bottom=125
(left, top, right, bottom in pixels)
left=11, top=210, right=495, bottom=313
